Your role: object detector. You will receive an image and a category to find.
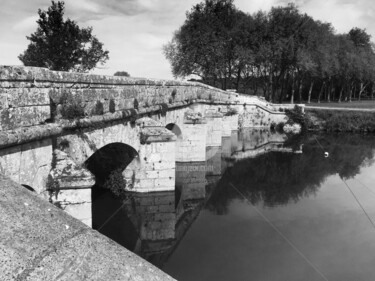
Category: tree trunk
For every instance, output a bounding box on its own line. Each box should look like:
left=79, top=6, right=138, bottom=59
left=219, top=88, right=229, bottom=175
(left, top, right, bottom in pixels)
left=307, top=81, right=314, bottom=104
left=318, top=81, right=325, bottom=103
left=349, top=82, right=354, bottom=102
left=338, top=86, right=343, bottom=103
left=290, top=73, right=295, bottom=104
left=298, top=77, right=303, bottom=103
left=269, top=73, right=274, bottom=103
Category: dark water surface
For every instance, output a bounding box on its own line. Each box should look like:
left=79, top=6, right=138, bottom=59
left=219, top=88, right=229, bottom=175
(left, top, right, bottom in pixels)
left=93, top=132, right=375, bottom=281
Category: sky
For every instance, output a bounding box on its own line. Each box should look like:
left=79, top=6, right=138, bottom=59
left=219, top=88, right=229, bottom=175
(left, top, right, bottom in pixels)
left=0, top=0, right=374, bottom=80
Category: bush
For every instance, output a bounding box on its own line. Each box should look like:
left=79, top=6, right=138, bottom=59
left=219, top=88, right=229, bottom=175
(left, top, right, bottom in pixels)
left=171, top=89, right=177, bottom=100
left=103, top=168, right=127, bottom=198
left=225, top=106, right=238, bottom=116
left=308, top=109, right=375, bottom=132
left=92, top=100, right=104, bottom=115
left=109, top=99, right=116, bottom=113
left=285, top=105, right=312, bottom=131
left=133, top=98, right=139, bottom=109
left=60, top=91, right=85, bottom=120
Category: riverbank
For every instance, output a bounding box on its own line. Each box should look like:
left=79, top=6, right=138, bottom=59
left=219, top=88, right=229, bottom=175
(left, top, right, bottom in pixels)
left=305, top=107, right=375, bottom=132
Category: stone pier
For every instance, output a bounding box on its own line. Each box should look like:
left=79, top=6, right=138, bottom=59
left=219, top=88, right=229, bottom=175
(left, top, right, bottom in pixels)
left=205, top=109, right=223, bottom=147
left=124, top=118, right=177, bottom=193
left=175, top=111, right=207, bottom=162
left=176, top=162, right=207, bottom=201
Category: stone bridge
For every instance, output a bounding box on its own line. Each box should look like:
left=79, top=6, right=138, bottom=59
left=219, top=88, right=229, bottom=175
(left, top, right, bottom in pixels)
left=0, top=66, right=303, bottom=227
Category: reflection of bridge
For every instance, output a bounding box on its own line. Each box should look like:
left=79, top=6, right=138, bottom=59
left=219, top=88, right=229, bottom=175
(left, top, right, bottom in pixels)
left=104, top=129, right=302, bottom=267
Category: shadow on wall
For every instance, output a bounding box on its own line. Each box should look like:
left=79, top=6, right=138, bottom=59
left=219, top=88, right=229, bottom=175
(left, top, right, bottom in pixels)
left=166, top=123, right=182, bottom=138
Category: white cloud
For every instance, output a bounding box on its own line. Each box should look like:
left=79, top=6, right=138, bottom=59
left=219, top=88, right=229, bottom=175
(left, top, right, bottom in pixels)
left=12, top=15, right=38, bottom=32
left=1, top=0, right=375, bottom=79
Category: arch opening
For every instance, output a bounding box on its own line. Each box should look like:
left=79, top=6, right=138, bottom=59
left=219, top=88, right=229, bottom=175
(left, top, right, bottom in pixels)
left=87, top=143, right=139, bottom=249
left=21, top=184, right=35, bottom=192
left=166, top=123, right=182, bottom=137
left=84, top=142, right=138, bottom=181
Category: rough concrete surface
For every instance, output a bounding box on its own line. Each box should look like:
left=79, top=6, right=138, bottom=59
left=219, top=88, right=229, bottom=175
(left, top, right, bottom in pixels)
left=0, top=174, right=175, bottom=281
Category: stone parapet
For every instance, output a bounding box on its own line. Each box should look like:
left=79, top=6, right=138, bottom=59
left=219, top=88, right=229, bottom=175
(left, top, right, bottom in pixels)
left=0, top=174, right=175, bottom=281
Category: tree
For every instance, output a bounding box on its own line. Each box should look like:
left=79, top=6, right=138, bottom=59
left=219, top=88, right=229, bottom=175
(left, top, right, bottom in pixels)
left=18, top=1, right=109, bottom=72
left=164, top=0, right=246, bottom=90
left=114, top=71, right=130, bottom=77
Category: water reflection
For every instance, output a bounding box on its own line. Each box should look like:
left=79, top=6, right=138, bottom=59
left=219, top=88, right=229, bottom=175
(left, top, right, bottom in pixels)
left=207, top=133, right=375, bottom=213
left=91, top=130, right=375, bottom=281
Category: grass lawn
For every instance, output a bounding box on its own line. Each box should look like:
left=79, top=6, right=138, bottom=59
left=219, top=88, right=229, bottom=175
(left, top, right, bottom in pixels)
left=305, top=100, right=375, bottom=110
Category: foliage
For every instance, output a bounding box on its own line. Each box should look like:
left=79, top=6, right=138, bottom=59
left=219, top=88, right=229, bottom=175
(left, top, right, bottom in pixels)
left=165, top=1, right=375, bottom=103
left=109, top=99, right=116, bottom=113
left=103, top=168, right=127, bottom=198
left=114, top=71, right=130, bottom=77
left=133, top=98, right=139, bottom=109
left=159, top=103, right=169, bottom=116
left=224, top=106, right=238, bottom=116
left=171, top=89, right=177, bottom=100
left=19, top=1, right=109, bottom=72
left=92, top=100, right=104, bottom=115
left=206, top=133, right=375, bottom=213
left=285, top=105, right=312, bottom=131
left=60, top=91, right=85, bottom=120
left=308, top=109, right=375, bottom=132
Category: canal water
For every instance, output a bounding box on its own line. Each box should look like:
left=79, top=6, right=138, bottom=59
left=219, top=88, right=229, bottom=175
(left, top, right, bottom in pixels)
left=92, top=131, right=375, bottom=281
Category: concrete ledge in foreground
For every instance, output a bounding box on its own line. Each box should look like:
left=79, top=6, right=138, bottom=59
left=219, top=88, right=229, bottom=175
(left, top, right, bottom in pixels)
left=0, top=174, right=176, bottom=281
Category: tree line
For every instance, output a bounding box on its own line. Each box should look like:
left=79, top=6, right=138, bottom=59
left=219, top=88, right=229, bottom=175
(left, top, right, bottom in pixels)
left=164, top=0, right=375, bottom=103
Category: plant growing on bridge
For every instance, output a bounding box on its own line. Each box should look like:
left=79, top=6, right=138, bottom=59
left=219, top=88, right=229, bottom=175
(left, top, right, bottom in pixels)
left=224, top=106, right=238, bottom=116
left=92, top=100, right=104, bottom=115
left=109, top=99, right=116, bottom=113
left=60, top=91, right=85, bottom=120
left=103, top=168, right=127, bottom=198
left=18, top=1, right=109, bottom=72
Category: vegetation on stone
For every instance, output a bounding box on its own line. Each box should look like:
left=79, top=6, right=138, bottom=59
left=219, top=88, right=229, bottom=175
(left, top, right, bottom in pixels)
left=224, top=106, right=238, bottom=116
left=92, top=100, right=104, bottom=116
left=59, top=91, right=85, bottom=120
left=103, top=168, right=128, bottom=198
left=18, top=1, right=109, bottom=72
left=109, top=99, right=116, bottom=113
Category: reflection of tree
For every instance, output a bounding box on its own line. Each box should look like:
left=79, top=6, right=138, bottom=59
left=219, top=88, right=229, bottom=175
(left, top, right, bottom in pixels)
left=207, top=134, right=375, bottom=214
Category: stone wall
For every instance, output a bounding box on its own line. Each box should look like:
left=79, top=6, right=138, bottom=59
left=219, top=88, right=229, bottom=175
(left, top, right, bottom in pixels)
left=0, top=65, right=303, bottom=150
left=0, top=175, right=175, bottom=281
left=0, top=66, right=236, bottom=131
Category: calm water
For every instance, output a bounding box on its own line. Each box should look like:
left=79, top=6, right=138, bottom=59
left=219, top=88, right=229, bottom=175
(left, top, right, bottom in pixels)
left=92, top=132, right=375, bottom=281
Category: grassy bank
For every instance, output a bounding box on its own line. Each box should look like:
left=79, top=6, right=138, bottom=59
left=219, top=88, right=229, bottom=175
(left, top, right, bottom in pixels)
left=306, top=109, right=375, bottom=132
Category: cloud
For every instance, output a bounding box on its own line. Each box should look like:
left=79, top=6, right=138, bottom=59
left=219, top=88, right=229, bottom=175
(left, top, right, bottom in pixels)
left=1, top=0, right=375, bottom=80
left=12, top=15, right=38, bottom=33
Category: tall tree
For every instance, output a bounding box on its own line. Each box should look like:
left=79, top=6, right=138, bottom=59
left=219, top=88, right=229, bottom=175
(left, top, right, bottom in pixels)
left=19, top=1, right=109, bottom=72
left=164, top=0, right=245, bottom=89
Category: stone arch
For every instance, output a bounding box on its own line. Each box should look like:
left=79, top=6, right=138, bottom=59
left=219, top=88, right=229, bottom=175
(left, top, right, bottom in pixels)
left=165, top=123, right=182, bottom=138
left=84, top=142, right=139, bottom=180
